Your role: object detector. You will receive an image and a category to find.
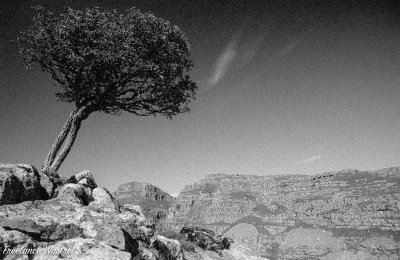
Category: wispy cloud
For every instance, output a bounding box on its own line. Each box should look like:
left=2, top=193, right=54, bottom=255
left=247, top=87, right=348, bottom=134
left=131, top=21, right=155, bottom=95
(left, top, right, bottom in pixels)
left=296, top=155, right=323, bottom=165
left=241, top=33, right=265, bottom=65
left=208, top=32, right=242, bottom=86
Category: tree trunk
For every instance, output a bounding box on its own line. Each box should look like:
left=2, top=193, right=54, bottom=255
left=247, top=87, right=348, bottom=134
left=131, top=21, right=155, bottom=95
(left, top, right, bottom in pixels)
left=42, top=106, right=90, bottom=174
left=50, top=118, right=82, bottom=172
left=42, top=109, right=78, bottom=173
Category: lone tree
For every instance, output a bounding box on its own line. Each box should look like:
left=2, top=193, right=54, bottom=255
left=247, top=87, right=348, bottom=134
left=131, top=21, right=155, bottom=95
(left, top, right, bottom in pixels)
left=18, top=6, right=197, bottom=175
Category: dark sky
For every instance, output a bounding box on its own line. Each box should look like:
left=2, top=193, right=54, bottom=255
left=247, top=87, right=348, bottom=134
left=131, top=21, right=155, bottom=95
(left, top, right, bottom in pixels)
left=1, top=0, right=400, bottom=195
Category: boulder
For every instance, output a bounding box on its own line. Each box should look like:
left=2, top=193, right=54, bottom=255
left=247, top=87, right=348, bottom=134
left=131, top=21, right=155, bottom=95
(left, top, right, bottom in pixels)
left=0, top=163, right=46, bottom=204
left=0, top=226, right=36, bottom=259
left=88, top=187, right=119, bottom=212
left=68, top=170, right=97, bottom=189
left=94, top=224, right=137, bottom=253
left=39, top=172, right=56, bottom=199
left=119, top=204, right=147, bottom=226
left=56, top=184, right=88, bottom=205
left=64, top=170, right=97, bottom=199
left=152, top=235, right=183, bottom=260
left=0, top=194, right=149, bottom=259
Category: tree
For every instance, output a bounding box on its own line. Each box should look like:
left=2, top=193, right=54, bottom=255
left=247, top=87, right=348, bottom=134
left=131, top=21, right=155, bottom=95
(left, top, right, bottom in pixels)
left=18, top=6, right=197, bottom=175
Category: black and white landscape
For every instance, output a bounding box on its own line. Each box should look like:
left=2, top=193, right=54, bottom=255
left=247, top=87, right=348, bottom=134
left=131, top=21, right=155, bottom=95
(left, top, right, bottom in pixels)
left=1, top=1, right=400, bottom=259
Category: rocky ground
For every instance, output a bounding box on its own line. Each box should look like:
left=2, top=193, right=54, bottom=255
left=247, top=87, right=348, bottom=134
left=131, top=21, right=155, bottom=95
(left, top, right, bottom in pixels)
left=0, top=163, right=265, bottom=260
left=165, top=167, right=400, bottom=259
left=2, top=162, right=399, bottom=259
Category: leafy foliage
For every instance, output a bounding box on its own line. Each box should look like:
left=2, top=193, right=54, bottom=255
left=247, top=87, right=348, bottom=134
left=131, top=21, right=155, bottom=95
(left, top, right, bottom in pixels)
left=18, top=6, right=197, bottom=117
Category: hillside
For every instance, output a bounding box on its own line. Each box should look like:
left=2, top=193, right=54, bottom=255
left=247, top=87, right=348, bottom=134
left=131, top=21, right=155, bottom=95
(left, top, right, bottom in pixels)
left=165, top=167, right=400, bottom=259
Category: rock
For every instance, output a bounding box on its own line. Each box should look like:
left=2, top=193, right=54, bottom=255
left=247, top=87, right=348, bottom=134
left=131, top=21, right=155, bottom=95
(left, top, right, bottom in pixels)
left=0, top=226, right=35, bottom=259
left=2, top=168, right=253, bottom=260
left=56, top=184, right=88, bottom=205
left=0, top=163, right=46, bottom=204
left=64, top=170, right=97, bottom=199
left=68, top=170, right=97, bottom=189
left=73, top=170, right=94, bottom=183
left=39, top=168, right=69, bottom=200
left=39, top=172, right=56, bottom=199
left=0, top=217, right=44, bottom=238
left=94, top=225, right=135, bottom=253
left=32, top=238, right=132, bottom=260
left=165, top=167, right=400, bottom=259
left=89, top=187, right=119, bottom=212
left=279, top=228, right=346, bottom=258
left=153, top=235, right=183, bottom=260
left=0, top=192, right=152, bottom=259
left=119, top=204, right=147, bottom=226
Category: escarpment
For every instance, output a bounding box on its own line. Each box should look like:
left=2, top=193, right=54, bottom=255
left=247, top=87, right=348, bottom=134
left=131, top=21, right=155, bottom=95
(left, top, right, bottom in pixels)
left=165, top=168, right=400, bottom=259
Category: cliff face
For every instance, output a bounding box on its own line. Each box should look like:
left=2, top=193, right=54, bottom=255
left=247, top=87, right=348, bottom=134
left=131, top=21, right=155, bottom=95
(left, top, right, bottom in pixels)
left=166, top=168, right=400, bottom=259
left=114, top=181, right=175, bottom=222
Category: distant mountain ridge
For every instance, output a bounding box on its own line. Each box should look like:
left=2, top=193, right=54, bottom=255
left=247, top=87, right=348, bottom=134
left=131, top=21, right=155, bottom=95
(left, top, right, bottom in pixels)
left=163, top=166, right=400, bottom=259
left=114, top=181, right=175, bottom=222
left=113, top=167, right=400, bottom=259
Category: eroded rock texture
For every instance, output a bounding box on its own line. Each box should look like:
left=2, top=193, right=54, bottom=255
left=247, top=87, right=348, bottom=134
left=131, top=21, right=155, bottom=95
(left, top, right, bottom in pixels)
left=0, top=165, right=259, bottom=260
left=0, top=167, right=185, bottom=260
left=0, top=163, right=47, bottom=204
left=166, top=168, right=400, bottom=259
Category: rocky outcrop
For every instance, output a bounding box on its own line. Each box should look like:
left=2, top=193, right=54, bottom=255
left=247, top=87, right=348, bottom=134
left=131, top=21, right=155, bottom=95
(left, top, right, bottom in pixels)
left=0, top=169, right=178, bottom=260
left=0, top=163, right=47, bottom=204
left=0, top=166, right=257, bottom=260
left=114, top=181, right=175, bottom=222
left=166, top=167, right=400, bottom=259
left=0, top=164, right=94, bottom=205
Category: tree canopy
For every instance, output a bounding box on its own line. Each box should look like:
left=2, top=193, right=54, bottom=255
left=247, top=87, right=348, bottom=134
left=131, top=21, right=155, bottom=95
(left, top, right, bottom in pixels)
left=18, top=6, right=197, bottom=174
left=18, top=6, right=197, bottom=117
